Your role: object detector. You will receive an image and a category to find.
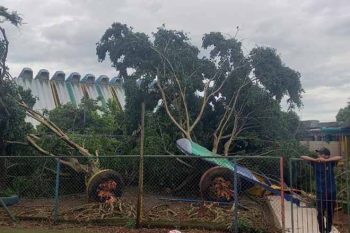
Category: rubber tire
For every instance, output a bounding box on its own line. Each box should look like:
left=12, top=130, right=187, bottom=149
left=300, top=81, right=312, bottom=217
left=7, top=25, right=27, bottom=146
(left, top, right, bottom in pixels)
left=86, top=169, right=124, bottom=202
left=0, top=195, right=19, bottom=206
left=199, top=166, right=240, bottom=202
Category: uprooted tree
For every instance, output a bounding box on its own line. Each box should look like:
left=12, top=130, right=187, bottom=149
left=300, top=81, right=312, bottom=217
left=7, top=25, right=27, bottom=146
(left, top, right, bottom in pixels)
left=96, top=23, right=304, bottom=155
left=0, top=6, right=124, bottom=203
left=18, top=101, right=125, bottom=203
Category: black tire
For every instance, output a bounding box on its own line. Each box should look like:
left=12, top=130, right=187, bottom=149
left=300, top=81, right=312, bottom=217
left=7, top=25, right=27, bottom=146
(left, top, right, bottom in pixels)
left=86, top=169, right=124, bottom=202
left=199, top=166, right=240, bottom=202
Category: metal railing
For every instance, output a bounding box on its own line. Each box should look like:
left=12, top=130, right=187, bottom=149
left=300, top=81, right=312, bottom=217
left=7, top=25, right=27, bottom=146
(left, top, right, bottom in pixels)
left=289, top=158, right=350, bottom=233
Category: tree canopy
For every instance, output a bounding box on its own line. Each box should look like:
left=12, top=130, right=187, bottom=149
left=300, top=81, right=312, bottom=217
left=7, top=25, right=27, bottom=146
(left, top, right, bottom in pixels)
left=96, top=23, right=304, bottom=155
left=336, top=101, right=350, bottom=125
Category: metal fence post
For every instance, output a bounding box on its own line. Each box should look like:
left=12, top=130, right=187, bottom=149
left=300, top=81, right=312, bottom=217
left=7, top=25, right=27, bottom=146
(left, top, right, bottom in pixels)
left=345, top=136, right=350, bottom=233
left=233, top=159, right=238, bottom=233
left=136, top=102, right=145, bottom=228
left=280, top=157, right=285, bottom=232
left=289, top=159, right=294, bottom=233
left=53, top=159, right=61, bottom=224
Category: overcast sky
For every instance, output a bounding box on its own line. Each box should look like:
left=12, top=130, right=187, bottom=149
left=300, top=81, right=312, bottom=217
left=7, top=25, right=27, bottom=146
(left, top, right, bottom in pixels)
left=2, top=0, right=350, bottom=122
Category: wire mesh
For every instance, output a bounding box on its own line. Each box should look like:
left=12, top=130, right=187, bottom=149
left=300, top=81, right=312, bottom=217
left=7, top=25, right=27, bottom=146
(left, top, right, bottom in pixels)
left=0, top=156, right=139, bottom=226
left=289, top=158, right=350, bottom=233
left=141, top=155, right=284, bottom=232
left=142, top=156, right=232, bottom=231
left=232, top=156, right=284, bottom=233
left=0, top=156, right=57, bottom=222
left=2, top=155, right=348, bottom=232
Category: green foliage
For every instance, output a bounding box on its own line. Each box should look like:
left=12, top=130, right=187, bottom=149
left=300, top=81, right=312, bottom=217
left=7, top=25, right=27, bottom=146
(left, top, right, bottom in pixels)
left=2, top=173, right=55, bottom=198
left=37, top=97, right=125, bottom=157
left=0, top=6, right=22, bottom=73
left=0, top=6, right=22, bottom=26
left=250, top=47, right=304, bottom=109
left=0, top=6, right=38, bottom=193
left=124, top=219, right=136, bottom=229
left=41, top=97, right=122, bottom=135
left=228, top=218, right=267, bottom=233
left=0, top=81, right=35, bottom=141
left=97, top=23, right=304, bottom=156
left=96, top=23, right=154, bottom=78
left=0, top=5, right=34, bottom=143
left=336, top=102, right=350, bottom=124
left=2, top=156, right=58, bottom=197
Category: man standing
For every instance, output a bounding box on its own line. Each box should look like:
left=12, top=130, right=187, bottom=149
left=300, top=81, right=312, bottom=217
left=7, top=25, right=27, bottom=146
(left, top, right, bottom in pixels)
left=301, top=147, right=342, bottom=233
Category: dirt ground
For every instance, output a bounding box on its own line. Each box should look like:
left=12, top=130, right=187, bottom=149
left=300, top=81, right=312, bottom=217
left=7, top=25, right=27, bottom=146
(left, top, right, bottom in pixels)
left=0, top=187, right=278, bottom=233
left=0, top=221, right=226, bottom=233
left=333, top=210, right=350, bottom=233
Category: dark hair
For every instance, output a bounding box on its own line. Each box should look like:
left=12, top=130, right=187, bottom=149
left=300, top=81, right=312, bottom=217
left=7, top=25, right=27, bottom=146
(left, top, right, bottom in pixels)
left=315, top=147, right=330, bottom=156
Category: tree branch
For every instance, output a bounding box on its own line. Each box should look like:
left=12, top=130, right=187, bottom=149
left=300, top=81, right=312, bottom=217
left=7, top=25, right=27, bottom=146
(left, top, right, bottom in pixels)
left=189, top=71, right=224, bottom=132
left=18, top=100, right=94, bottom=158
left=154, top=46, right=192, bottom=132
left=0, top=96, right=10, bottom=116
left=213, top=80, right=250, bottom=149
left=26, top=134, right=89, bottom=173
left=156, top=79, right=190, bottom=138
left=4, top=140, right=28, bottom=146
left=0, top=27, right=9, bottom=81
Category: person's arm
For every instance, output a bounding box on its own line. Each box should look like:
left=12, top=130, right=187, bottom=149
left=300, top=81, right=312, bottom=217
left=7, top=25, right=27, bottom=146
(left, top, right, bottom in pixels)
left=300, top=156, right=318, bottom=162
left=324, top=155, right=342, bottom=162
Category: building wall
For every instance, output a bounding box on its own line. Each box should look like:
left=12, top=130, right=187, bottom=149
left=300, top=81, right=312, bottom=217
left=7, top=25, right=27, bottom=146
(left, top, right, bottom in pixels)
left=15, top=68, right=125, bottom=126
left=300, top=141, right=340, bottom=156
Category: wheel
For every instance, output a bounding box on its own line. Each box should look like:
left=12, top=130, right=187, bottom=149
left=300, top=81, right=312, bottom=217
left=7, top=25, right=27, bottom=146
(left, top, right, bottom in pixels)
left=199, top=166, right=240, bottom=202
left=86, top=169, right=124, bottom=203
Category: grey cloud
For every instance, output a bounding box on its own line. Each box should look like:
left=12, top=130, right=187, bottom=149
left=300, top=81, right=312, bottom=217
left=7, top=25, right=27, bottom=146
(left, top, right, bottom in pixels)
left=299, top=84, right=350, bottom=121
left=326, top=16, right=350, bottom=37
left=2, top=0, right=350, bottom=121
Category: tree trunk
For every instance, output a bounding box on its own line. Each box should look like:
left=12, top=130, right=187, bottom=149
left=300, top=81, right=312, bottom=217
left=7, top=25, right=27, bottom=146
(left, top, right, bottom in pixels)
left=0, top=138, right=7, bottom=192
left=18, top=101, right=125, bottom=202
left=223, top=139, right=232, bottom=156
left=212, top=136, right=219, bottom=154
left=184, top=131, right=192, bottom=141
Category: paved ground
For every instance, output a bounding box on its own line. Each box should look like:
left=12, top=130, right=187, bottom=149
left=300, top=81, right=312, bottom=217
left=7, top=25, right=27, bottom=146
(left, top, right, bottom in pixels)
left=268, top=196, right=340, bottom=233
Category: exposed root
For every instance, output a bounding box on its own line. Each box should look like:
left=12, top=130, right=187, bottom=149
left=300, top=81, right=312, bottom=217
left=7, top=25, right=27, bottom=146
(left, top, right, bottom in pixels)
left=60, top=200, right=136, bottom=222
left=147, top=202, right=233, bottom=223
left=209, top=177, right=233, bottom=201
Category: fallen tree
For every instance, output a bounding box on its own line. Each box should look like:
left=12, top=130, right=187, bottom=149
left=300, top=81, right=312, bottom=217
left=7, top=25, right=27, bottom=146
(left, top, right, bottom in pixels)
left=1, top=6, right=125, bottom=202
left=18, top=100, right=125, bottom=204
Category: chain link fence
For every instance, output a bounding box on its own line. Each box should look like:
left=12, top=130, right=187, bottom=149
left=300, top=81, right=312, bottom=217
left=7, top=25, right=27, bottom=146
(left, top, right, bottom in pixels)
left=0, top=156, right=139, bottom=226
left=233, top=156, right=284, bottom=233
left=289, top=158, right=350, bottom=233
left=1, top=155, right=349, bottom=232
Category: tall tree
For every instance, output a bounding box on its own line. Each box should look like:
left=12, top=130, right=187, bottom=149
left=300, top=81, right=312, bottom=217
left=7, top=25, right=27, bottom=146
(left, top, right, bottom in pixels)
left=97, top=24, right=227, bottom=140
left=97, top=23, right=304, bottom=155
left=250, top=47, right=304, bottom=109
left=202, top=32, right=252, bottom=154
